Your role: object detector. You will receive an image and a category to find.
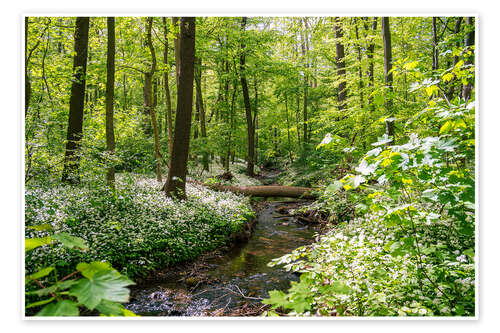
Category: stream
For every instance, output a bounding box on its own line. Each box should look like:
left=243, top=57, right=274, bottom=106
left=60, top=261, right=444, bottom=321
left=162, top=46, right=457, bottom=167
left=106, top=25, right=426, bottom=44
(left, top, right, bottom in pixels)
left=124, top=199, right=320, bottom=316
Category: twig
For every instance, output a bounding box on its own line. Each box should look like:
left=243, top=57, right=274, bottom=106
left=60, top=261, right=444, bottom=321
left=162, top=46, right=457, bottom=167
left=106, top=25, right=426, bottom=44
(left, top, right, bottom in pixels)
left=225, top=285, right=263, bottom=301
left=59, top=270, right=79, bottom=282
left=32, top=279, right=57, bottom=299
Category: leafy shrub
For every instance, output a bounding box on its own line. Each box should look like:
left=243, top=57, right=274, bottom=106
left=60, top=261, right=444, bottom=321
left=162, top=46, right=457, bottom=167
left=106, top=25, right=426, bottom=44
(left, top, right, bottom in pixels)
left=25, top=228, right=136, bottom=317
left=263, top=97, right=475, bottom=317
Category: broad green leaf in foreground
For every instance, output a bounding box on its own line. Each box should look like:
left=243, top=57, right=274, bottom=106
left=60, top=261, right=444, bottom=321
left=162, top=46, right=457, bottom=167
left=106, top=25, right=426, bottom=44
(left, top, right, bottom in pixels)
left=25, top=237, right=53, bottom=252
left=26, top=267, right=54, bottom=284
left=69, top=269, right=135, bottom=310
left=76, top=261, right=111, bottom=279
left=36, top=300, right=79, bottom=317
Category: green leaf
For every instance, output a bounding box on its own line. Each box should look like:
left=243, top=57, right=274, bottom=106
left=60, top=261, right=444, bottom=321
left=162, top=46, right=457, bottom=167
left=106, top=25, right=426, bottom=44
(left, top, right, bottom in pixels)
left=262, top=290, right=290, bottom=310
left=26, top=267, right=54, bottom=284
left=36, top=300, right=79, bottom=317
left=76, top=261, right=112, bottom=279
left=325, top=181, right=342, bottom=194
left=27, top=279, right=78, bottom=297
left=328, top=281, right=352, bottom=295
left=463, top=248, right=475, bottom=259
left=27, top=224, right=53, bottom=232
left=25, top=236, right=53, bottom=252
left=122, top=309, right=139, bottom=316
left=26, top=297, right=56, bottom=309
left=439, top=120, right=454, bottom=134
left=95, top=299, right=126, bottom=316
left=69, top=269, right=135, bottom=310
left=442, top=72, right=454, bottom=82
left=52, top=232, right=88, bottom=250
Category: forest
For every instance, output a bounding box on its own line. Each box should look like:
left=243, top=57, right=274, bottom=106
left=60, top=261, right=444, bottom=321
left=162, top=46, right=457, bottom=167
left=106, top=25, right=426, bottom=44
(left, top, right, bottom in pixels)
left=24, top=16, right=475, bottom=317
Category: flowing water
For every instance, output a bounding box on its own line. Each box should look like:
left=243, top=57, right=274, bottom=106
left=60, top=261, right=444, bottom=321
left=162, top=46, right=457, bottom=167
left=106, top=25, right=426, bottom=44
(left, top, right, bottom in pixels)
left=124, top=200, right=319, bottom=316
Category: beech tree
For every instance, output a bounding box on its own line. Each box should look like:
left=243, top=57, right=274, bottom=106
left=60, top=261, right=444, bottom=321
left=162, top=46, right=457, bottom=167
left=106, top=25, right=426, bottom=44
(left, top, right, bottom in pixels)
left=239, top=16, right=255, bottom=177
left=382, top=16, right=394, bottom=141
left=162, top=17, right=174, bottom=158
left=334, top=17, right=347, bottom=112
left=144, top=17, right=162, bottom=182
left=105, top=17, right=116, bottom=189
left=61, top=17, right=90, bottom=184
left=164, top=17, right=196, bottom=199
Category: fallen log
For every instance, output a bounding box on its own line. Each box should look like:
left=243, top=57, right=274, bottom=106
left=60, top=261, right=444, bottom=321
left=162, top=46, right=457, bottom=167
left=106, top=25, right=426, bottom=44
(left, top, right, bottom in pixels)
left=202, top=183, right=318, bottom=199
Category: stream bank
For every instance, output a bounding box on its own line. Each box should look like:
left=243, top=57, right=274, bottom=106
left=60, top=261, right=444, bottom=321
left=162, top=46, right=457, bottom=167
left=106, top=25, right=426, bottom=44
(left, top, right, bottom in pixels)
left=124, top=199, right=320, bottom=316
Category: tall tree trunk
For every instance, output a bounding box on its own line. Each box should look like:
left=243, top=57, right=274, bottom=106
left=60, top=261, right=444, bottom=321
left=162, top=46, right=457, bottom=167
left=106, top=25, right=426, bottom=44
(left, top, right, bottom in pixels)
left=239, top=17, right=255, bottom=177
left=162, top=17, right=174, bottom=159
left=61, top=17, right=90, bottom=184
left=365, top=17, right=377, bottom=111
left=195, top=57, right=209, bottom=171
left=296, top=93, right=301, bottom=144
left=284, top=94, right=294, bottom=163
left=227, top=83, right=236, bottom=171
left=164, top=17, right=196, bottom=199
left=432, top=17, right=439, bottom=70
left=446, top=17, right=463, bottom=100
left=253, top=78, right=259, bottom=167
left=334, top=17, right=347, bottom=112
left=105, top=17, right=116, bottom=189
left=462, top=17, right=475, bottom=102
left=25, top=17, right=31, bottom=117
left=301, top=19, right=308, bottom=144
left=145, top=17, right=162, bottom=182
left=354, top=18, right=364, bottom=109
left=172, top=17, right=181, bottom=87
left=382, top=17, right=395, bottom=141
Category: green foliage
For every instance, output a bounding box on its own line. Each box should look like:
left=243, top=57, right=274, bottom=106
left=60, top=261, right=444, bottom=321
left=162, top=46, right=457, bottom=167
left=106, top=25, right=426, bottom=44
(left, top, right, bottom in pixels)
left=263, top=74, right=475, bottom=316
left=25, top=15, right=475, bottom=318
left=25, top=174, right=254, bottom=280
left=25, top=229, right=136, bottom=317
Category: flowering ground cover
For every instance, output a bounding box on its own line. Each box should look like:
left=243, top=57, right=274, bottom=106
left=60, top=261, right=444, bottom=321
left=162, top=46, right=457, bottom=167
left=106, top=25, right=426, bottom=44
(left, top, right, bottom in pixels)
left=25, top=174, right=254, bottom=279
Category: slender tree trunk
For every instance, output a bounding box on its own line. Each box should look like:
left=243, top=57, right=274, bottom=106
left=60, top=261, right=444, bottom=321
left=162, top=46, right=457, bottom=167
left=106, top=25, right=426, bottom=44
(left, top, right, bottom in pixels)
left=105, top=17, right=116, bottom=189
left=296, top=93, right=301, bottom=144
left=446, top=17, right=463, bottom=100
left=61, top=17, right=90, bottom=184
left=145, top=17, right=162, bottom=182
left=162, top=17, right=174, bottom=158
left=195, top=57, right=209, bottom=171
left=25, top=17, right=31, bottom=117
left=239, top=17, right=255, bottom=177
left=462, top=17, right=475, bottom=102
left=432, top=17, right=439, bottom=70
left=253, top=78, right=259, bottom=167
left=334, top=17, right=347, bottom=112
left=284, top=94, right=294, bottom=163
left=365, top=17, right=377, bottom=111
left=354, top=18, right=364, bottom=109
left=382, top=17, right=395, bottom=141
left=301, top=19, right=308, bottom=144
left=164, top=17, right=196, bottom=199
